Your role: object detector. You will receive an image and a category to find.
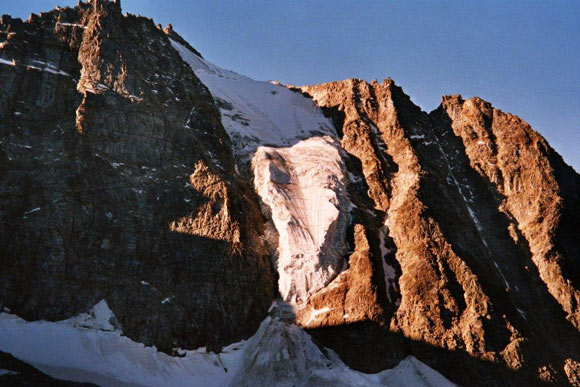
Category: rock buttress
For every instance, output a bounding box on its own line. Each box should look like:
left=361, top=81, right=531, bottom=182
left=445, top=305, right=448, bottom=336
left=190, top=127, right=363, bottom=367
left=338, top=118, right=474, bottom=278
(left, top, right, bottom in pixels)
left=302, top=79, right=580, bottom=385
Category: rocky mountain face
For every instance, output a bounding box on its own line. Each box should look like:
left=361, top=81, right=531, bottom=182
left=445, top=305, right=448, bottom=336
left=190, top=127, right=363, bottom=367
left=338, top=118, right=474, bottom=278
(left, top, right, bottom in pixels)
left=0, top=0, right=275, bottom=355
left=1, top=1, right=579, bottom=386
left=301, top=80, right=580, bottom=385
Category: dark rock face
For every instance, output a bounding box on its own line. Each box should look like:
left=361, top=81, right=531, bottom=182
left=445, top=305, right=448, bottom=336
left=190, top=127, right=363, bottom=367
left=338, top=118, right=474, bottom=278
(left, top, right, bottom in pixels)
left=0, top=0, right=275, bottom=353
left=302, top=79, right=580, bottom=385
left=0, top=351, right=95, bottom=386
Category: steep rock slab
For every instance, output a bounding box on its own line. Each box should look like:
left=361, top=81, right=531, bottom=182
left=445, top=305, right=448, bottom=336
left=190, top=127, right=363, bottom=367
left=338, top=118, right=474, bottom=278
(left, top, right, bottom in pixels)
left=304, top=80, right=507, bottom=383
left=0, top=0, right=275, bottom=354
left=296, top=223, right=387, bottom=328
left=436, top=95, right=580, bottom=331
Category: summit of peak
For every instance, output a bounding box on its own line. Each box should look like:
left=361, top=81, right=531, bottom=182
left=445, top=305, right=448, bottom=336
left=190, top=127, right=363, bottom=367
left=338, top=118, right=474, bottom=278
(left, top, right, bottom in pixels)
left=85, top=0, right=122, bottom=11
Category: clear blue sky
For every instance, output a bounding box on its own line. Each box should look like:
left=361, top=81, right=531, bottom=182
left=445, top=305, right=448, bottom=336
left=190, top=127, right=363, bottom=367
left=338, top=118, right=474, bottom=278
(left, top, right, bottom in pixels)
left=5, top=1, right=579, bottom=171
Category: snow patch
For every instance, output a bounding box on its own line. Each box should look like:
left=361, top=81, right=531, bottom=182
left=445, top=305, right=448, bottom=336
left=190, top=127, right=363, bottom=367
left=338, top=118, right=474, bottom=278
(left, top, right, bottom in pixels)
left=57, top=22, right=87, bottom=29
left=493, top=261, right=511, bottom=290
left=305, top=307, right=333, bottom=325
left=67, top=300, right=120, bottom=332
left=0, top=57, right=70, bottom=76
left=30, top=60, right=70, bottom=76
left=378, top=222, right=397, bottom=303
left=369, top=356, right=456, bottom=386
left=0, top=58, right=15, bottom=66
left=170, top=39, right=335, bottom=159
left=23, top=207, right=41, bottom=215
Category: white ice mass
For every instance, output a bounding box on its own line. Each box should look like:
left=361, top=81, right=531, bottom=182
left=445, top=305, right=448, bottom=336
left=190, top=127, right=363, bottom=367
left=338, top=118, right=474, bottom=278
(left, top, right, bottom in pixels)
left=253, top=136, right=351, bottom=306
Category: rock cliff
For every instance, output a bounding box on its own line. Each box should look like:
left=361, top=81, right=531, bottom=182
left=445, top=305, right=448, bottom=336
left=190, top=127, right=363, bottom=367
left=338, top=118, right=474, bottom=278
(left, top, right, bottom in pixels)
left=0, top=0, right=275, bottom=355
left=302, top=79, right=580, bottom=385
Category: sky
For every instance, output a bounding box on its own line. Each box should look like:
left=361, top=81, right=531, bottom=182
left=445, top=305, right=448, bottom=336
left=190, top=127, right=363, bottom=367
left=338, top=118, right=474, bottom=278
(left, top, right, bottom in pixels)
left=4, top=1, right=579, bottom=171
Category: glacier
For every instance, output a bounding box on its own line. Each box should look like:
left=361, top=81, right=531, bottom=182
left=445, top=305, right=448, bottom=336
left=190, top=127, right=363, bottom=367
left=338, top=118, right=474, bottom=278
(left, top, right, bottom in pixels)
left=252, top=136, right=351, bottom=306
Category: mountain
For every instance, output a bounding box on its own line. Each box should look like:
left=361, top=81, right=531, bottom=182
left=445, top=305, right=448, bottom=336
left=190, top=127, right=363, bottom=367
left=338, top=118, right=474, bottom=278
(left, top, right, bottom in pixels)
left=0, top=1, right=578, bottom=386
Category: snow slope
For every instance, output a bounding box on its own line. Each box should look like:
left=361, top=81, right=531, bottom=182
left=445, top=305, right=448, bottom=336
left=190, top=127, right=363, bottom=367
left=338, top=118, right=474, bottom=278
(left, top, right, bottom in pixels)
left=170, top=39, right=335, bottom=160
left=0, top=303, right=454, bottom=387
left=0, top=303, right=243, bottom=387
left=378, top=222, right=398, bottom=304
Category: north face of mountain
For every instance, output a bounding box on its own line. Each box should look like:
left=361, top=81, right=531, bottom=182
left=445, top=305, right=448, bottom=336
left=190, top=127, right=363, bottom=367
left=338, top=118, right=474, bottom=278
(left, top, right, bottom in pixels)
left=0, top=0, right=275, bottom=354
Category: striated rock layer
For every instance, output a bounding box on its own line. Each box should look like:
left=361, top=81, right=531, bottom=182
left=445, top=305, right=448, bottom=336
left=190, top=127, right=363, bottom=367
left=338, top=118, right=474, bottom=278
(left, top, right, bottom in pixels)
left=301, top=79, right=580, bottom=385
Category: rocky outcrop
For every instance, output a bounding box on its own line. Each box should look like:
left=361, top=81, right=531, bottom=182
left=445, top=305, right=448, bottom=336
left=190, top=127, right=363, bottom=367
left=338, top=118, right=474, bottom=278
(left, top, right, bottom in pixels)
left=295, top=223, right=387, bottom=328
left=0, top=0, right=275, bottom=354
left=302, top=79, right=580, bottom=385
